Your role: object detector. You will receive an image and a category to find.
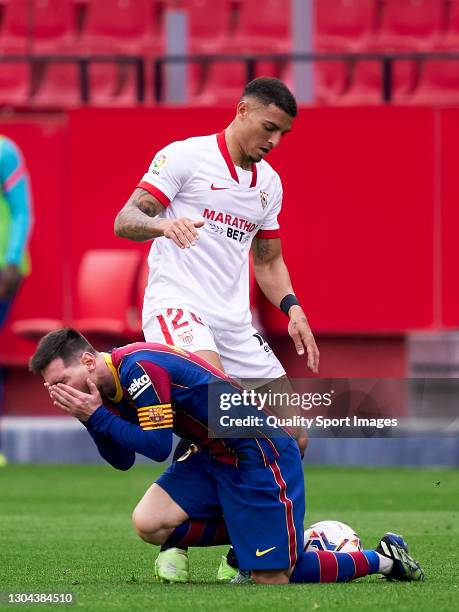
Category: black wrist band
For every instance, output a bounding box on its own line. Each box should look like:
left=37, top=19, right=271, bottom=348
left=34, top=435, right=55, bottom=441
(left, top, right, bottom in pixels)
left=280, top=294, right=300, bottom=316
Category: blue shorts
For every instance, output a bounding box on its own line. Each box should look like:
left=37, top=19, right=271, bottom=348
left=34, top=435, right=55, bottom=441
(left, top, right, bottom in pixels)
left=156, top=438, right=305, bottom=571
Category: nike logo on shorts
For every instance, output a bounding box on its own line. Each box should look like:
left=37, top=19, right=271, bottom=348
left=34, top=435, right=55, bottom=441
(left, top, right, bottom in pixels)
left=255, top=547, right=276, bottom=557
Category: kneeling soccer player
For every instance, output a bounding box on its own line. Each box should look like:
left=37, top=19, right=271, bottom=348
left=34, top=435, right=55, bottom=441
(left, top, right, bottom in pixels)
left=30, top=328, right=425, bottom=585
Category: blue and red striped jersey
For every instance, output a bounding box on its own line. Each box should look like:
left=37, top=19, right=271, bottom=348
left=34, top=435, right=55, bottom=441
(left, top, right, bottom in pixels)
left=84, top=342, right=289, bottom=470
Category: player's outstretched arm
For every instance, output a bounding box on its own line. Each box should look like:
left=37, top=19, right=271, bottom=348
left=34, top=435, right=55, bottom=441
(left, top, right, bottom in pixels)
left=114, top=187, right=204, bottom=248
left=252, top=237, right=319, bottom=373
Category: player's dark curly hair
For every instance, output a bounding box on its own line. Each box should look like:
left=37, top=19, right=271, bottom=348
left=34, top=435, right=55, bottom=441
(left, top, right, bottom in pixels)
left=242, top=77, right=298, bottom=118
left=29, top=328, right=96, bottom=374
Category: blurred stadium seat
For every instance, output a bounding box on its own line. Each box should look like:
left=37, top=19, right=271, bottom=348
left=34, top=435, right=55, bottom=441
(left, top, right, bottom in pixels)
left=189, top=57, right=284, bottom=105
left=30, top=61, right=142, bottom=108
left=79, top=0, right=160, bottom=54
left=0, top=61, right=31, bottom=106
left=13, top=249, right=142, bottom=342
left=0, top=0, right=78, bottom=54
left=1, top=3, right=459, bottom=116
left=86, top=62, right=142, bottom=107
left=407, top=58, right=459, bottom=104
left=77, top=0, right=161, bottom=104
left=377, top=0, right=446, bottom=50
left=188, top=60, right=247, bottom=105
left=74, top=249, right=142, bottom=340
left=314, top=1, right=380, bottom=105
left=439, top=0, right=459, bottom=48
left=336, top=59, right=418, bottom=105
left=230, top=0, right=290, bottom=52
left=184, top=0, right=232, bottom=52
left=314, top=60, right=351, bottom=105
left=314, top=0, right=379, bottom=51
left=30, top=62, right=81, bottom=108
left=313, top=0, right=441, bottom=104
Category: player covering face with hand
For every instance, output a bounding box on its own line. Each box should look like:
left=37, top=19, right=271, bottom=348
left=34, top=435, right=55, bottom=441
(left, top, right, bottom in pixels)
left=30, top=329, right=425, bottom=586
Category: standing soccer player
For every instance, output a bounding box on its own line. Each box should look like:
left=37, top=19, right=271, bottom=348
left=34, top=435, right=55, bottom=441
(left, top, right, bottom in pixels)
left=114, top=77, right=319, bottom=378
left=114, top=77, right=319, bottom=580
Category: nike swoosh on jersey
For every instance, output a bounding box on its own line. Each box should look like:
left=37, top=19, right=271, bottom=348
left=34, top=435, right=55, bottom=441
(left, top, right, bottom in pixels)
left=255, top=547, right=276, bottom=557
left=210, top=183, right=230, bottom=190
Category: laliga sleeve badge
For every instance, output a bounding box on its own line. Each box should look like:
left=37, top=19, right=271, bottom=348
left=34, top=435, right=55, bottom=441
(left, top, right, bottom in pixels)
left=151, top=154, right=167, bottom=175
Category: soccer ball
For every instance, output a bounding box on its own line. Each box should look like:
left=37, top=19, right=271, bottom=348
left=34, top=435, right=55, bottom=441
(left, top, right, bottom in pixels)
left=304, top=520, right=362, bottom=553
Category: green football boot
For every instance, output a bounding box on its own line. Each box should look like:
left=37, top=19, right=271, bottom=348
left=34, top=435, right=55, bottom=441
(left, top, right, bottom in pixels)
left=154, top=547, right=189, bottom=583
left=217, top=555, right=238, bottom=581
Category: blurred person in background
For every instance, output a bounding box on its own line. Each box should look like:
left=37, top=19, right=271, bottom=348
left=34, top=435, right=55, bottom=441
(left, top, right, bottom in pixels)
left=0, top=135, right=33, bottom=330
left=0, top=135, right=33, bottom=461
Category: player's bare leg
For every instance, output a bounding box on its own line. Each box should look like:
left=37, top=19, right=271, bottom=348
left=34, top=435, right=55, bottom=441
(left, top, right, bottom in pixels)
left=194, top=349, right=225, bottom=372
left=133, top=484, right=191, bottom=583
left=134, top=483, right=233, bottom=583
left=132, top=483, right=189, bottom=545
left=251, top=569, right=291, bottom=585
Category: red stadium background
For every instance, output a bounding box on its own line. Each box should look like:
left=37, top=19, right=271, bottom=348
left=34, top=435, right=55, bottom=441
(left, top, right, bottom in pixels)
left=1, top=0, right=459, bottom=428
left=1, top=106, right=459, bottom=414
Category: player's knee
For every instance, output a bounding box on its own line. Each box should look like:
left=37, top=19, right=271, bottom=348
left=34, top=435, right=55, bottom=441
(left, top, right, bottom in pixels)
left=136, top=528, right=164, bottom=545
left=251, top=569, right=290, bottom=585
left=132, top=506, right=164, bottom=541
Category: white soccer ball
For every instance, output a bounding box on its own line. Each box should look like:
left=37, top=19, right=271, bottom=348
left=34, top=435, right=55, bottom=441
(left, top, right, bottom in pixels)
left=304, top=520, right=362, bottom=553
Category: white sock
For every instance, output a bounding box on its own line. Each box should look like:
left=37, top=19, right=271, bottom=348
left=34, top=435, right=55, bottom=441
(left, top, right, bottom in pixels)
left=377, top=552, right=394, bottom=575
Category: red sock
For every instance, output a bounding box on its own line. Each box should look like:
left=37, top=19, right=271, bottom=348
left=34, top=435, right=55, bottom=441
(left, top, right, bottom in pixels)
left=163, top=518, right=230, bottom=549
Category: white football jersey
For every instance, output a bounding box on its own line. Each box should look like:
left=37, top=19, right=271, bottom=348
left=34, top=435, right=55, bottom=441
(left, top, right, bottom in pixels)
left=138, top=131, right=282, bottom=328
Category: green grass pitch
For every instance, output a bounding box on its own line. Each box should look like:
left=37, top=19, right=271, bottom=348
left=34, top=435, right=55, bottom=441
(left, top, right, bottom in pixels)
left=1, top=464, right=458, bottom=611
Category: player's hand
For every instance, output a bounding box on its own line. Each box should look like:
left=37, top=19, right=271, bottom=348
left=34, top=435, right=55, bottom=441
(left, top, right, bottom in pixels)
left=160, top=218, right=205, bottom=249
left=0, top=264, right=23, bottom=300
left=48, top=379, right=103, bottom=422
left=288, top=306, right=320, bottom=373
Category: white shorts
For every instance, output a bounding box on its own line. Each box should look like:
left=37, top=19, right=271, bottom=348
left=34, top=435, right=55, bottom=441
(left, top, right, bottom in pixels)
left=142, top=308, right=285, bottom=381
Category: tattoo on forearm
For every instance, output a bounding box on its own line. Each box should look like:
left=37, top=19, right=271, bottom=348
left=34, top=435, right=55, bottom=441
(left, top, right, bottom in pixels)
left=115, top=188, right=164, bottom=241
left=135, top=190, right=164, bottom=217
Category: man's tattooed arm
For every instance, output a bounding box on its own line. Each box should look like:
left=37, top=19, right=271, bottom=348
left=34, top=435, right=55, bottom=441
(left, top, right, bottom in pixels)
left=114, top=188, right=166, bottom=242
left=252, top=236, right=280, bottom=264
